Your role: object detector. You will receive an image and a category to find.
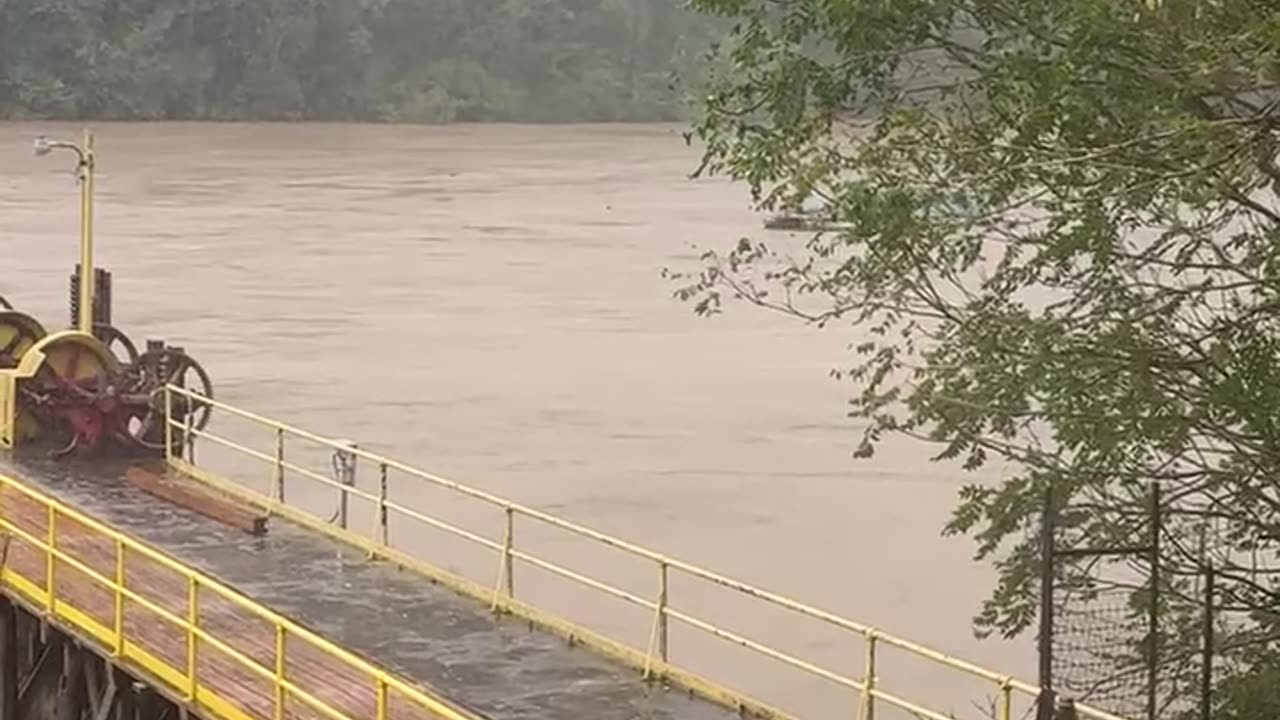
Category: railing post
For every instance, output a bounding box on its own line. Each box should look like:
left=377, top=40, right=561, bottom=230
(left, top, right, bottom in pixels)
left=999, top=678, right=1013, bottom=720
left=113, top=538, right=125, bottom=657
left=369, top=463, right=388, bottom=558
left=184, top=404, right=195, bottom=464
left=502, top=507, right=515, bottom=598
left=644, top=560, right=669, bottom=680
left=375, top=677, right=388, bottom=720
left=491, top=506, right=515, bottom=612
left=273, top=427, right=285, bottom=504
left=45, top=505, right=55, bottom=612
left=859, top=631, right=877, bottom=720
left=187, top=576, right=199, bottom=701
left=274, top=624, right=286, bottom=720
left=657, top=561, right=668, bottom=662
left=379, top=463, right=389, bottom=546
left=163, top=385, right=173, bottom=462
left=333, top=440, right=357, bottom=530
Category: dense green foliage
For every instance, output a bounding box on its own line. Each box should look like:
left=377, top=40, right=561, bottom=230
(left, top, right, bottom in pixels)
left=677, top=0, right=1280, bottom=714
left=0, top=0, right=715, bottom=122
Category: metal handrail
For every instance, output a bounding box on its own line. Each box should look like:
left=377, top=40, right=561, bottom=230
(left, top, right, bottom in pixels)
left=0, top=472, right=473, bottom=720
left=163, top=384, right=1135, bottom=720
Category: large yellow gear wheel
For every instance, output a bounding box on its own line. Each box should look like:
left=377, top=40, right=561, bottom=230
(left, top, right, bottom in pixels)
left=0, top=310, right=48, bottom=370
left=14, top=331, right=122, bottom=455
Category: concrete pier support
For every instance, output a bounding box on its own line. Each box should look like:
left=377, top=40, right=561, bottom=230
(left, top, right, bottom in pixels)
left=0, top=594, right=198, bottom=720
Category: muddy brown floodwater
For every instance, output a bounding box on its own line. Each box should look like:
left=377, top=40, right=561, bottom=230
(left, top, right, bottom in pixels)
left=1, top=122, right=1033, bottom=718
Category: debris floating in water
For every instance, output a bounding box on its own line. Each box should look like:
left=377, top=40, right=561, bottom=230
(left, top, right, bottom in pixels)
left=762, top=212, right=850, bottom=232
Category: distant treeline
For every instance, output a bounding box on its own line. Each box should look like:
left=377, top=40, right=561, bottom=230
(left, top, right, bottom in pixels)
left=0, top=0, right=718, bottom=123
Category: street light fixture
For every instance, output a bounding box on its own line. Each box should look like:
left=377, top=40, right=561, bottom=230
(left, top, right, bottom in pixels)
left=33, top=130, right=96, bottom=335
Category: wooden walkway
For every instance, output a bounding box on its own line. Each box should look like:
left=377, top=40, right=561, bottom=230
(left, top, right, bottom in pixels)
left=0, top=453, right=736, bottom=720
left=0, top=469, right=476, bottom=720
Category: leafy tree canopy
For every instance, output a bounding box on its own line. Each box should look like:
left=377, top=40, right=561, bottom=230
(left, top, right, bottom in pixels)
left=678, top=0, right=1280, bottom=710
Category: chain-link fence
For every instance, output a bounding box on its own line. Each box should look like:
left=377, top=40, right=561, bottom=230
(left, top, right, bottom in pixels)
left=1036, top=483, right=1227, bottom=720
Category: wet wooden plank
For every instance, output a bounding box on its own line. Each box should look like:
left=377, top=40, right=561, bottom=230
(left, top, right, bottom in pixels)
left=123, top=466, right=269, bottom=537
left=0, top=483, right=446, bottom=720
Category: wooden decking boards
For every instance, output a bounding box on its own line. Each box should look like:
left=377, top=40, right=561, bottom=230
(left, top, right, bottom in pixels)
left=0, top=483, right=447, bottom=720
left=0, top=454, right=735, bottom=720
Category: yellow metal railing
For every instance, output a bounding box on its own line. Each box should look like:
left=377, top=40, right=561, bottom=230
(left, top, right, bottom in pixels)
left=0, top=471, right=474, bottom=720
left=163, top=384, right=1135, bottom=720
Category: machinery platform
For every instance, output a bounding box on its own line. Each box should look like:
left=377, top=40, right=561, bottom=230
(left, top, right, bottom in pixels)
left=0, top=452, right=733, bottom=720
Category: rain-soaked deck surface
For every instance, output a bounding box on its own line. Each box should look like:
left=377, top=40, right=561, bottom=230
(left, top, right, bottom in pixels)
left=0, top=453, right=734, bottom=720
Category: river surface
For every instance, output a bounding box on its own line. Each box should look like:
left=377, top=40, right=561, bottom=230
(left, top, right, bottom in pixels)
left=0, top=122, right=1032, bottom=716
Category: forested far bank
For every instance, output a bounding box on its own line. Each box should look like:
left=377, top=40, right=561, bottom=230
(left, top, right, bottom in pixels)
left=0, top=0, right=719, bottom=123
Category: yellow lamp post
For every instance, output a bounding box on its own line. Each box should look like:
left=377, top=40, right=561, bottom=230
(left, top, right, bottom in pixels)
left=33, top=129, right=96, bottom=334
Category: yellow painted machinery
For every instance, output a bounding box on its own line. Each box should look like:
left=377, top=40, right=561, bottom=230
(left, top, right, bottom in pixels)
left=0, top=131, right=212, bottom=457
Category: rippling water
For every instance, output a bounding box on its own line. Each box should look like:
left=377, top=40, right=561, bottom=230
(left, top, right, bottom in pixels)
left=1, top=121, right=1031, bottom=715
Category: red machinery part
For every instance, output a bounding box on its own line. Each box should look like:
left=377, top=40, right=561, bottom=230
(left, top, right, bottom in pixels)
left=14, top=331, right=213, bottom=458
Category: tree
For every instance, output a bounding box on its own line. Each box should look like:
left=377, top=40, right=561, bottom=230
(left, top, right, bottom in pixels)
left=675, top=0, right=1280, bottom=712
left=0, top=0, right=716, bottom=123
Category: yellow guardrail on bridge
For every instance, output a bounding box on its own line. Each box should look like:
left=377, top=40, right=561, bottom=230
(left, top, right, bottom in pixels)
left=0, top=471, right=476, bottom=720
left=163, top=384, right=1135, bottom=720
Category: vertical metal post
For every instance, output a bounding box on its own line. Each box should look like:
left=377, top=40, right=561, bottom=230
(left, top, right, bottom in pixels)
left=501, top=507, right=515, bottom=599
left=274, top=625, right=286, bottom=720
left=372, top=463, right=388, bottom=550
left=186, top=576, right=199, bottom=701
left=1037, top=485, right=1057, bottom=720
left=184, top=408, right=195, bottom=464
left=656, top=561, right=668, bottom=663
left=860, top=632, right=877, bottom=720
left=334, top=441, right=357, bottom=530
left=46, top=505, right=56, bottom=613
left=68, top=267, right=78, bottom=329
left=643, top=560, right=669, bottom=679
left=163, top=386, right=173, bottom=462
left=375, top=677, right=388, bottom=720
left=1146, top=483, right=1161, bottom=720
left=338, top=467, right=350, bottom=529
left=273, top=428, right=285, bottom=504
left=113, top=538, right=125, bottom=657
left=76, top=130, right=95, bottom=335
left=58, top=638, right=86, bottom=720
left=999, top=679, right=1013, bottom=720
left=115, top=669, right=136, bottom=720
left=94, top=267, right=112, bottom=327
left=1200, top=563, right=1214, bottom=720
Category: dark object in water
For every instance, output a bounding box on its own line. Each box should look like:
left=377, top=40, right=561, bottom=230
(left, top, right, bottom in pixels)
left=762, top=212, right=839, bottom=231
